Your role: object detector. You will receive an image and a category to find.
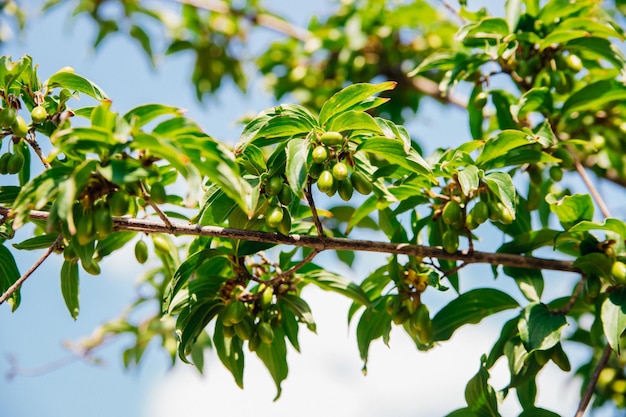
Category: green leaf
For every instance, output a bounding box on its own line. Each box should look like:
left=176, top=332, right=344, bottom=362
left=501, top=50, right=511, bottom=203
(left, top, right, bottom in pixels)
left=123, top=104, right=182, bottom=129
left=514, top=87, right=552, bottom=119
left=319, top=82, right=397, bottom=127
left=95, top=232, right=136, bottom=259
left=432, top=289, right=519, bottom=342
left=0, top=244, right=21, bottom=310
left=214, top=320, right=245, bottom=388
left=279, top=294, right=316, bottom=332
left=490, top=90, right=518, bottom=130
left=468, top=86, right=486, bottom=140
left=465, top=356, right=502, bottom=417
left=573, top=253, right=613, bottom=281
left=176, top=299, right=223, bottom=363
left=356, top=296, right=393, bottom=372
left=546, top=193, right=594, bottom=230
left=567, top=218, right=626, bottom=240
left=505, top=0, right=523, bottom=32
left=601, top=287, right=626, bottom=354
left=486, top=317, right=520, bottom=368
left=357, top=137, right=431, bottom=176
left=562, top=80, right=626, bottom=115
left=538, top=0, right=595, bottom=24
left=484, top=172, right=516, bottom=218
left=255, top=326, right=288, bottom=401
left=539, top=30, right=590, bottom=50
left=326, top=110, right=383, bottom=135
left=346, top=194, right=378, bottom=234
left=285, top=139, right=309, bottom=198
left=446, top=408, right=478, bottom=417
left=46, top=71, right=108, bottom=100
left=129, top=24, right=153, bottom=61
left=518, top=303, right=567, bottom=352
left=235, top=104, right=317, bottom=151
left=163, top=249, right=228, bottom=313
left=518, top=408, right=561, bottom=417
left=503, top=267, right=543, bottom=302
left=300, top=266, right=370, bottom=306
left=565, top=37, right=626, bottom=76
left=457, top=17, right=510, bottom=46
left=0, top=185, right=20, bottom=205
left=477, top=130, right=536, bottom=168
left=60, top=260, right=80, bottom=320
left=457, top=165, right=481, bottom=196
left=12, top=234, right=59, bottom=250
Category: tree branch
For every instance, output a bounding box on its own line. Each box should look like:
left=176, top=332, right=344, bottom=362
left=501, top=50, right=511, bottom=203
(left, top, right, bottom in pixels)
left=0, top=206, right=579, bottom=274
left=171, top=0, right=311, bottom=42
left=0, top=234, right=63, bottom=305
left=575, top=344, right=613, bottom=417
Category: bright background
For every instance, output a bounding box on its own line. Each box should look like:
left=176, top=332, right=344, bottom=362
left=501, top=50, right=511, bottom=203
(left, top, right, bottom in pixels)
left=0, top=1, right=619, bottom=416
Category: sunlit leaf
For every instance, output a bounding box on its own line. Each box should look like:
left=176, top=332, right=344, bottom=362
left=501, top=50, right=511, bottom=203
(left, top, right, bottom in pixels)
left=601, top=287, right=626, bottom=354
left=433, top=289, right=519, bottom=342
left=46, top=71, right=108, bottom=100
left=319, top=82, right=397, bottom=126
left=518, top=303, right=567, bottom=352
left=285, top=138, right=309, bottom=198
left=214, top=320, right=245, bottom=388
left=0, top=244, right=21, bottom=311
left=255, top=326, right=288, bottom=401
left=60, top=259, right=80, bottom=320
left=546, top=193, right=594, bottom=230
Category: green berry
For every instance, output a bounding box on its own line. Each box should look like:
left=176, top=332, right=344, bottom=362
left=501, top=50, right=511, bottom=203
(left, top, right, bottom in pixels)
left=0, top=152, right=10, bottom=174
left=265, top=176, right=284, bottom=196
left=317, top=170, right=335, bottom=193
left=6, top=152, right=24, bottom=174
left=11, top=115, right=29, bottom=138
left=612, top=261, right=626, bottom=284
left=350, top=171, right=372, bottom=195
left=134, top=240, right=149, bottom=264
left=150, top=183, right=167, bottom=204
left=332, top=162, right=349, bottom=181
left=31, top=106, right=48, bottom=124
left=312, top=145, right=329, bottom=164
left=265, top=205, right=284, bottom=229
left=109, top=192, right=130, bottom=216
left=442, top=200, right=462, bottom=226
left=257, top=322, right=275, bottom=344
left=0, top=108, right=16, bottom=128
left=320, top=131, right=343, bottom=146
left=338, top=179, right=354, bottom=201
left=442, top=230, right=459, bottom=254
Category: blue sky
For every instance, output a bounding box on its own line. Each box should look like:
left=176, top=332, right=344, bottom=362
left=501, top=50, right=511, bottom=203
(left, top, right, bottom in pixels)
left=0, top=1, right=619, bottom=416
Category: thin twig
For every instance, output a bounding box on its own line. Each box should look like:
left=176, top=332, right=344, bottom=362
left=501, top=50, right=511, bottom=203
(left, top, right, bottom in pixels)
left=23, top=131, right=51, bottom=169
left=569, top=148, right=612, bottom=218
left=568, top=142, right=612, bottom=415
left=273, top=248, right=321, bottom=282
left=172, top=0, right=311, bottom=42
left=575, top=345, right=613, bottom=417
left=304, top=182, right=325, bottom=239
left=138, top=182, right=174, bottom=230
left=552, top=275, right=586, bottom=315
left=442, top=260, right=469, bottom=278
left=0, top=234, right=63, bottom=305
left=0, top=206, right=580, bottom=274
